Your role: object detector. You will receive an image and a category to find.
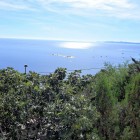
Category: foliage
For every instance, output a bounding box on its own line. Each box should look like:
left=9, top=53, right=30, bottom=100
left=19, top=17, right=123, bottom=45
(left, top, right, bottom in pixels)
left=0, top=58, right=140, bottom=139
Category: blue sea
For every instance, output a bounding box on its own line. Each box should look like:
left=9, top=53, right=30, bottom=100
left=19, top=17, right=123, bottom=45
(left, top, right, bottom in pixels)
left=0, top=38, right=140, bottom=75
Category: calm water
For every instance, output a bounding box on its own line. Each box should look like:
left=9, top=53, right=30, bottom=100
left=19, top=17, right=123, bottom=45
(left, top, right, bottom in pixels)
left=0, top=38, right=140, bottom=75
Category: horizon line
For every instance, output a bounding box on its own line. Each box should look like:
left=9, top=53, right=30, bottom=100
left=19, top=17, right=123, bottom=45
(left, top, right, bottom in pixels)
left=0, top=37, right=140, bottom=44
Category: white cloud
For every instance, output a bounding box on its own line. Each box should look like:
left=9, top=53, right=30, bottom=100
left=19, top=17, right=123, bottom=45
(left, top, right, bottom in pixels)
left=37, top=0, right=138, bottom=19
left=0, top=0, right=139, bottom=19
left=0, top=1, right=34, bottom=11
left=55, top=0, right=134, bottom=9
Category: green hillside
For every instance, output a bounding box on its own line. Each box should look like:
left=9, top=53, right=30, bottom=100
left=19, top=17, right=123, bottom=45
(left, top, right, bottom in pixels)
left=0, top=58, right=140, bottom=140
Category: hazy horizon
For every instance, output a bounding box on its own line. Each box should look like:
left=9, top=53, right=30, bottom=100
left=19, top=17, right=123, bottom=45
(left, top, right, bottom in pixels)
left=1, top=37, right=140, bottom=44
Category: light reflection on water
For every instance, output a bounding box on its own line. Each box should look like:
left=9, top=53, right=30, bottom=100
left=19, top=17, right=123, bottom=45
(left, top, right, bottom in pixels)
left=59, top=42, right=94, bottom=49
left=0, top=38, right=139, bottom=75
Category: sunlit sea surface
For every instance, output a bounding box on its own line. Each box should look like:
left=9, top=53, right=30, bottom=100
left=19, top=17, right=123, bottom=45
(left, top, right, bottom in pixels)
left=0, top=38, right=140, bottom=75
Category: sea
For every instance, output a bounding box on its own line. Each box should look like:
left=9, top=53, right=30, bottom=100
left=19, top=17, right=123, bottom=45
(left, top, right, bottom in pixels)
left=0, top=38, right=140, bottom=75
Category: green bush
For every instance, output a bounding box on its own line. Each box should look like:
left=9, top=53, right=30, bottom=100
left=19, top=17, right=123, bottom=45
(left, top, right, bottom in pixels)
left=0, top=58, right=140, bottom=139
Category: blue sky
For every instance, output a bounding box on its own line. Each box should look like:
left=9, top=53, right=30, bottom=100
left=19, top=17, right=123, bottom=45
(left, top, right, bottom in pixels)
left=0, top=0, right=140, bottom=42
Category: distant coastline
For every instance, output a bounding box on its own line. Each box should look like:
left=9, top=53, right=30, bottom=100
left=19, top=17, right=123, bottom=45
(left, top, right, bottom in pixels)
left=103, top=41, right=140, bottom=45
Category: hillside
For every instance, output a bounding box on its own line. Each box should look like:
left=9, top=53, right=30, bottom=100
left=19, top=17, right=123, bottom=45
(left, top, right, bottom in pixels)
left=0, top=58, right=140, bottom=140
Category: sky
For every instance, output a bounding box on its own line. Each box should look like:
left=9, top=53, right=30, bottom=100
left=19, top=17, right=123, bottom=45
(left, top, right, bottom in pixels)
left=0, top=0, right=140, bottom=42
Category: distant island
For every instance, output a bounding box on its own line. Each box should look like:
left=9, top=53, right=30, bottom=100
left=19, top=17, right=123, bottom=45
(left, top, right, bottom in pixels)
left=102, top=41, right=140, bottom=44
left=52, top=53, right=75, bottom=58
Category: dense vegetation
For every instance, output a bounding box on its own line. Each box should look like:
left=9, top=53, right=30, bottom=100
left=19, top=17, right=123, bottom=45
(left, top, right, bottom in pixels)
left=0, top=58, right=140, bottom=140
